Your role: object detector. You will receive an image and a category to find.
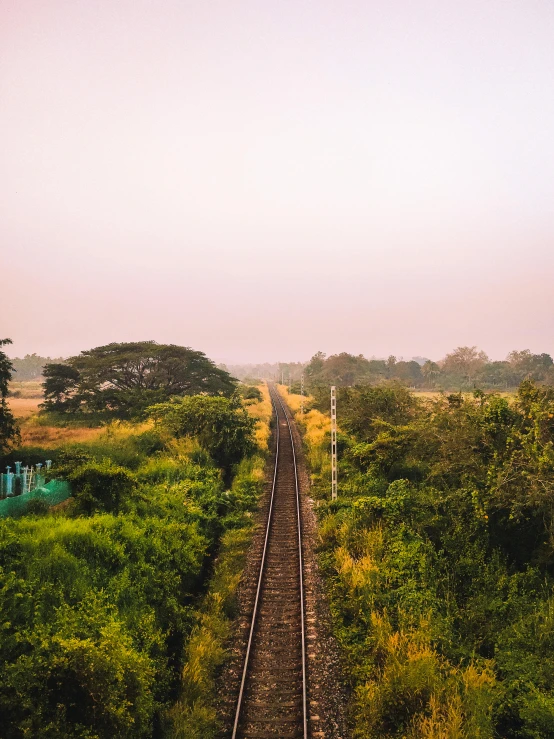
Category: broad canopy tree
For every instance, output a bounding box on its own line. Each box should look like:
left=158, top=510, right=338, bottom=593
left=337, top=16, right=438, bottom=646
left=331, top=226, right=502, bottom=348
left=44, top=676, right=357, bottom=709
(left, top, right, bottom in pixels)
left=42, top=341, right=237, bottom=418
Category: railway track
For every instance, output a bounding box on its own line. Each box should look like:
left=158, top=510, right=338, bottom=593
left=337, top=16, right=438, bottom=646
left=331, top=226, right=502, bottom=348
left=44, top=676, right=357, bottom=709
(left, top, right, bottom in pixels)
left=231, top=383, right=308, bottom=739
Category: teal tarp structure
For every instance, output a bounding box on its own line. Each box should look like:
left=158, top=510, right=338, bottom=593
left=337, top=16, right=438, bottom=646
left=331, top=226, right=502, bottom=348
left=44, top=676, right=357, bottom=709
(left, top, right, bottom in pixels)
left=0, top=480, right=71, bottom=518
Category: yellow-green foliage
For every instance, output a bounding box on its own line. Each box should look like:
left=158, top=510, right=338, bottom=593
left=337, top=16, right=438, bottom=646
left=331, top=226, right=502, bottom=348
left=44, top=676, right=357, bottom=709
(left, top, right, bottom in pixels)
left=0, top=504, right=208, bottom=737
left=165, top=525, right=254, bottom=738
left=289, top=382, right=512, bottom=738
left=0, top=393, right=269, bottom=739
left=165, top=398, right=272, bottom=738
left=277, top=384, right=304, bottom=414
left=355, top=612, right=495, bottom=739
left=247, top=383, right=272, bottom=451
left=321, top=511, right=498, bottom=738
left=277, top=385, right=331, bottom=479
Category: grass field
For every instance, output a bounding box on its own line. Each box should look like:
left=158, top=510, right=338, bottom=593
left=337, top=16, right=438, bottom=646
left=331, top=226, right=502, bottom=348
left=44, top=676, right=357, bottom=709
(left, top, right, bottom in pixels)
left=8, top=397, right=42, bottom=419
left=8, top=389, right=103, bottom=448
left=9, top=381, right=43, bottom=398
left=18, top=422, right=103, bottom=448
left=9, top=383, right=272, bottom=451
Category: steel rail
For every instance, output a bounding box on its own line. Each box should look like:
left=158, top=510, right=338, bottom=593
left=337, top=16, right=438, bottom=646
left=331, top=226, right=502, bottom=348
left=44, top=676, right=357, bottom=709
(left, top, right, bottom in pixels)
left=272, top=387, right=308, bottom=739
left=231, top=383, right=308, bottom=739
left=231, top=386, right=280, bottom=739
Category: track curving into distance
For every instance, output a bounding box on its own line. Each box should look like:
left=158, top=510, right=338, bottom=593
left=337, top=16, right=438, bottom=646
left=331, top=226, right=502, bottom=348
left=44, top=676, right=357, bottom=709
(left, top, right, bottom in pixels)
left=231, top=383, right=308, bottom=739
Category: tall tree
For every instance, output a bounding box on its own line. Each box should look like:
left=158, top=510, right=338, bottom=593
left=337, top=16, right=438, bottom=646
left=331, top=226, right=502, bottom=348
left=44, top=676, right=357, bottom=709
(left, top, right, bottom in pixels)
left=305, top=352, right=378, bottom=387
left=422, top=360, right=441, bottom=387
left=304, top=352, right=327, bottom=383
left=440, top=346, right=489, bottom=386
left=0, top=339, right=20, bottom=452
left=42, top=363, right=81, bottom=412
left=42, top=341, right=237, bottom=418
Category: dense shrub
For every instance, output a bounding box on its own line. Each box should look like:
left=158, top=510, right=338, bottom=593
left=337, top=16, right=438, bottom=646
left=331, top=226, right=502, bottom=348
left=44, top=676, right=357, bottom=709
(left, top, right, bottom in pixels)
left=150, top=395, right=256, bottom=474
left=238, top=384, right=263, bottom=402
left=289, top=382, right=554, bottom=738
left=0, top=390, right=268, bottom=738
left=0, top=505, right=208, bottom=738
left=1, top=595, right=156, bottom=738
left=68, top=460, right=136, bottom=513
left=0, top=475, right=213, bottom=736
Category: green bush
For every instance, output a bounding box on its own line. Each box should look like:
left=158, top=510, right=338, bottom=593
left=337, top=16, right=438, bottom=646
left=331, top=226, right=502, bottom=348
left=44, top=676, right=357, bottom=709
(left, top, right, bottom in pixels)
left=150, top=395, right=256, bottom=474
left=2, top=596, right=156, bottom=738
left=69, top=460, right=136, bottom=513
left=0, top=495, right=210, bottom=737
left=238, top=384, right=263, bottom=402
left=302, top=382, right=554, bottom=737
left=164, top=455, right=265, bottom=738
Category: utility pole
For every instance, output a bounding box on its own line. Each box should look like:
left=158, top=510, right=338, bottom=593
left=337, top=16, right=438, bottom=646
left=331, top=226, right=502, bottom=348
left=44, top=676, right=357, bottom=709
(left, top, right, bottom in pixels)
left=300, top=373, right=304, bottom=414
left=331, top=386, right=337, bottom=500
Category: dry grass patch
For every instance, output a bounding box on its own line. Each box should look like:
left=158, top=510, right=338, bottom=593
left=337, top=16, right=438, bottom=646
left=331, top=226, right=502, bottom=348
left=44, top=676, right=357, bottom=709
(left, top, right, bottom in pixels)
left=19, top=423, right=103, bottom=448
left=277, top=384, right=331, bottom=442
left=8, top=397, right=42, bottom=419
left=17, top=413, right=152, bottom=450
left=277, top=385, right=332, bottom=480
left=9, top=381, right=43, bottom=398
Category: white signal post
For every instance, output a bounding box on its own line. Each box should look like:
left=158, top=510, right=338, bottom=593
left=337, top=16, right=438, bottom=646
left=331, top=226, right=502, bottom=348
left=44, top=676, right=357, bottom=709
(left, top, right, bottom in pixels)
left=300, top=373, right=304, bottom=414
left=331, top=386, right=337, bottom=500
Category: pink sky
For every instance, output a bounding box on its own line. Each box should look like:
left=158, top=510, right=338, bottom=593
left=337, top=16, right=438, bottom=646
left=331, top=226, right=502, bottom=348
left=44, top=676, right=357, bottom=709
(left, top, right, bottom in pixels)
left=2, top=0, right=554, bottom=362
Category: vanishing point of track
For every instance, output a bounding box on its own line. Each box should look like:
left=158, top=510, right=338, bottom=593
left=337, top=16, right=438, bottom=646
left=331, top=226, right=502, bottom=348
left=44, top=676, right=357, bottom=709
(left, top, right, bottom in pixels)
left=231, top=383, right=308, bottom=739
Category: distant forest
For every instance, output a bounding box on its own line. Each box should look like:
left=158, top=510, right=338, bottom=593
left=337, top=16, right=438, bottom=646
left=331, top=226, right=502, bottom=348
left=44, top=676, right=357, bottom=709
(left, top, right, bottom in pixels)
left=9, top=354, right=65, bottom=381
left=10, top=346, right=554, bottom=391
left=229, top=347, right=554, bottom=391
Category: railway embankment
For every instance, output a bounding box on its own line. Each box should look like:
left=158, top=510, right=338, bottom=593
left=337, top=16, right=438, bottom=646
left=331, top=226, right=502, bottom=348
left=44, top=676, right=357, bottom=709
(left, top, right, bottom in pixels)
left=217, top=384, right=350, bottom=739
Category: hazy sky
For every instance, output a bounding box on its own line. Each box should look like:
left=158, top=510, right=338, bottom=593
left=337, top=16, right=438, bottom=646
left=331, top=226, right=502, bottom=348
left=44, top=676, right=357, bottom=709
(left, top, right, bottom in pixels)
left=2, top=0, right=554, bottom=363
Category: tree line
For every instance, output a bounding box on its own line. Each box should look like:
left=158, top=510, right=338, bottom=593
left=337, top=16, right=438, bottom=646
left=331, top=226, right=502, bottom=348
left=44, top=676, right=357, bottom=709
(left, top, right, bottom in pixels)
left=303, top=346, right=554, bottom=391
left=9, top=346, right=554, bottom=393
left=8, top=353, right=66, bottom=382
